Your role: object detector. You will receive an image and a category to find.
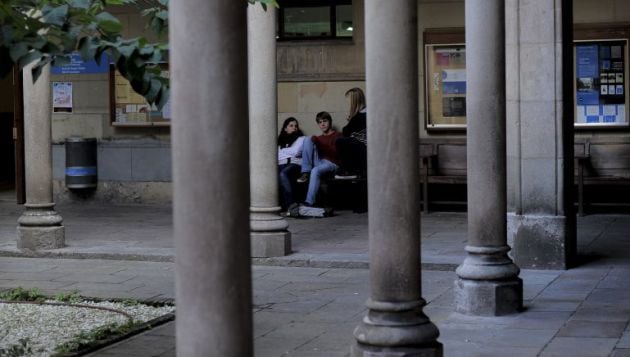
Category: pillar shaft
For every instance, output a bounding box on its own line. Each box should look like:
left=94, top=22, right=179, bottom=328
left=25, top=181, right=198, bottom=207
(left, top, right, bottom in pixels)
left=247, top=6, right=291, bottom=258
left=17, top=63, right=64, bottom=250
left=170, top=2, right=252, bottom=356
left=506, top=0, right=576, bottom=269
left=352, top=1, right=442, bottom=355
left=455, top=0, right=523, bottom=316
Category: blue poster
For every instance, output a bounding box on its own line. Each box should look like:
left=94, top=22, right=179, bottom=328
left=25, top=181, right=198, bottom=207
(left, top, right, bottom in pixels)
left=51, top=53, right=109, bottom=75
left=576, top=45, right=599, bottom=78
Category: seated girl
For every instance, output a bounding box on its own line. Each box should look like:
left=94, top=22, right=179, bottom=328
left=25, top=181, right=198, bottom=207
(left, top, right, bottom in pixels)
left=277, top=117, right=305, bottom=214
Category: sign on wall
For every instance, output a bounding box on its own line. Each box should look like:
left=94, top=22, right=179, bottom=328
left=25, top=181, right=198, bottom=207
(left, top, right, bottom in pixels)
left=52, top=82, right=73, bottom=113
left=51, top=53, right=109, bottom=75
left=575, top=40, right=628, bottom=127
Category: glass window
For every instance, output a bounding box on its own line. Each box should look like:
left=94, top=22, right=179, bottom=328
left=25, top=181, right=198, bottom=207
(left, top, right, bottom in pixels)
left=574, top=40, right=628, bottom=128
left=283, top=7, right=331, bottom=37
left=278, top=0, right=352, bottom=40
left=335, top=5, right=353, bottom=38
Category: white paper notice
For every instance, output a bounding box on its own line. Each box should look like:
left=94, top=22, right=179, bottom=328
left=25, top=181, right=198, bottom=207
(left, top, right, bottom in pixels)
left=52, top=82, right=73, bottom=113
left=586, top=105, right=600, bottom=116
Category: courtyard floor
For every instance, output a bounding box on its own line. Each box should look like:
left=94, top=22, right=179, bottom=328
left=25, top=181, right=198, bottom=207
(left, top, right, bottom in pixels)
left=0, top=198, right=629, bottom=356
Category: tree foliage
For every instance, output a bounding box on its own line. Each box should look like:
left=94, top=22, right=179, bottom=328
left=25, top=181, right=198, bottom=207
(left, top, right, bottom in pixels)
left=0, top=0, right=277, bottom=109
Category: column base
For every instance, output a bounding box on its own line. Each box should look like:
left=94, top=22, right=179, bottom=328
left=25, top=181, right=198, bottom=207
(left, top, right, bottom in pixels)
left=17, top=203, right=65, bottom=250
left=454, top=277, right=523, bottom=316
left=507, top=213, right=576, bottom=269
left=250, top=207, right=291, bottom=257
left=251, top=231, right=291, bottom=257
left=353, top=299, right=441, bottom=356
left=351, top=342, right=443, bottom=357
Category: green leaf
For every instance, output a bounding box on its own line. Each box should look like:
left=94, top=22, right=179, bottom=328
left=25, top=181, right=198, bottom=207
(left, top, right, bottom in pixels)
left=42, top=5, right=69, bottom=27
left=17, top=50, right=43, bottom=69
left=95, top=12, right=122, bottom=33
left=68, top=0, right=91, bottom=9
left=9, top=42, right=29, bottom=62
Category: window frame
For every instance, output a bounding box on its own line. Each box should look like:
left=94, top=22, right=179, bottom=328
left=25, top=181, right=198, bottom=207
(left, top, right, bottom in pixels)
left=573, top=37, right=629, bottom=129
left=277, top=0, right=353, bottom=41
left=423, top=30, right=467, bottom=131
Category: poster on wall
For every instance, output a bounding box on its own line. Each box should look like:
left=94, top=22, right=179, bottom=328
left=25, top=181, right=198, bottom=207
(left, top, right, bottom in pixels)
left=425, top=44, right=467, bottom=128
left=52, top=82, right=73, bottom=113
left=111, top=66, right=170, bottom=125
left=575, top=40, right=627, bottom=126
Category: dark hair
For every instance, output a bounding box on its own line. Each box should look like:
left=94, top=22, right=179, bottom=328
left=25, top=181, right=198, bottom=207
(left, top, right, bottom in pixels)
left=315, top=111, right=332, bottom=123
left=278, top=117, right=304, bottom=148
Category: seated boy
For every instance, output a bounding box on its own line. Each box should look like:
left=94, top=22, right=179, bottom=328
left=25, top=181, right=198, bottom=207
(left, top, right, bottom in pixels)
left=297, top=111, right=342, bottom=208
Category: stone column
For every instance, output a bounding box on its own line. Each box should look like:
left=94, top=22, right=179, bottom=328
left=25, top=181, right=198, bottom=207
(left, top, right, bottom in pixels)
left=352, top=1, right=442, bottom=355
left=248, top=5, right=291, bottom=258
left=17, top=63, right=64, bottom=250
left=506, top=0, right=576, bottom=269
left=454, top=0, right=523, bottom=316
left=170, top=2, right=252, bottom=356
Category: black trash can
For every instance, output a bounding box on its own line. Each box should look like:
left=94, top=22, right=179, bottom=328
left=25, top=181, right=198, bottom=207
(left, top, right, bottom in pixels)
left=65, top=137, right=97, bottom=189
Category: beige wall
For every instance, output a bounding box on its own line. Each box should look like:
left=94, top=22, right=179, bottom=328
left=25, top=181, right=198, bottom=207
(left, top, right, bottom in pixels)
left=50, top=7, right=168, bottom=143
left=278, top=81, right=365, bottom=137
left=49, top=1, right=630, bottom=144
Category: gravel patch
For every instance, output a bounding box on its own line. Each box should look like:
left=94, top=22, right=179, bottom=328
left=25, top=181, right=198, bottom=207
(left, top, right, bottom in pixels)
left=0, top=300, right=174, bottom=356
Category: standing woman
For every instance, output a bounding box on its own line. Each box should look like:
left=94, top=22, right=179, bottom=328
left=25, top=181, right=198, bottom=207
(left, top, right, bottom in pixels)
left=278, top=117, right=305, bottom=213
left=335, top=87, right=367, bottom=179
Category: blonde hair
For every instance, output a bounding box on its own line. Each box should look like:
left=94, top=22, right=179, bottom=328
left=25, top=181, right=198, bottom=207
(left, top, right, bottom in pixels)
left=345, top=87, right=366, bottom=121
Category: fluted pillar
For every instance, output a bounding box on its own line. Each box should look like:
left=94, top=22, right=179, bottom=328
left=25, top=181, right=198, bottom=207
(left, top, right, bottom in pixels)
left=352, top=1, right=442, bottom=355
left=170, top=2, right=253, bottom=356
left=454, top=0, right=523, bottom=316
left=17, top=63, right=64, bottom=250
left=248, top=5, right=291, bottom=258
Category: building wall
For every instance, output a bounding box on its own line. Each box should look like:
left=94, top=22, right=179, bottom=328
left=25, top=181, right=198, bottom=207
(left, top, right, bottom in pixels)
left=47, top=0, right=630, bottom=203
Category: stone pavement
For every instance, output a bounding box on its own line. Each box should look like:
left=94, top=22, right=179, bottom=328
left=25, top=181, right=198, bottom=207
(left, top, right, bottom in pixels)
left=0, top=199, right=630, bottom=356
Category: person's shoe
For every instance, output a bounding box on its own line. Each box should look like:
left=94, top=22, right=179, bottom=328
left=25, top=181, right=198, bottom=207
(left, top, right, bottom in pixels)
left=297, top=172, right=310, bottom=183
left=287, top=203, right=300, bottom=217
left=334, top=169, right=358, bottom=179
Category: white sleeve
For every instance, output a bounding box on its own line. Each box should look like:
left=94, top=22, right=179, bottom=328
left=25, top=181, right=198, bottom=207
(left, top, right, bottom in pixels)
left=280, top=136, right=305, bottom=159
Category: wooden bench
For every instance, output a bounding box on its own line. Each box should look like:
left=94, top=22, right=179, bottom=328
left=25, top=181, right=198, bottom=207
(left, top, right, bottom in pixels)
left=419, top=140, right=468, bottom=213
left=574, top=140, right=630, bottom=216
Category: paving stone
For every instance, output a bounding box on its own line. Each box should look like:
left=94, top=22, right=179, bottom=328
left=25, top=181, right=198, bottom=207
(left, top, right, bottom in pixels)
left=612, top=349, right=630, bottom=357
left=540, top=337, right=617, bottom=357
left=557, top=320, right=626, bottom=338
left=618, top=331, right=630, bottom=348
left=526, top=299, right=581, bottom=312
left=441, top=341, right=540, bottom=357
left=505, top=311, right=573, bottom=330
left=571, top=306, right=630, bottom=322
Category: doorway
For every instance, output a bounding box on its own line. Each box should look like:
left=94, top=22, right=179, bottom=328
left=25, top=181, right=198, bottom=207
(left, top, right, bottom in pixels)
left=0, top=67, right=24, bottom=203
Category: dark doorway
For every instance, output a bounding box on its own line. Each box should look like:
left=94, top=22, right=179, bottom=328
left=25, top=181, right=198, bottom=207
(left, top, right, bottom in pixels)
left=0, top=67, right=24, bottom=203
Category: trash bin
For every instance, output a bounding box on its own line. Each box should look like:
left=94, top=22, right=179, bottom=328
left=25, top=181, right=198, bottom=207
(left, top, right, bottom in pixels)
left=65, top=137, right=97, bottom=189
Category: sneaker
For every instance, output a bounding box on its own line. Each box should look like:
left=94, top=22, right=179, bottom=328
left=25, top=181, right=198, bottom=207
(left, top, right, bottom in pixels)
left=297, top=172, right=310, bottom=183
left=287, top=203, right=300, bottom=217
left=334, top=170, right=358, bottom=180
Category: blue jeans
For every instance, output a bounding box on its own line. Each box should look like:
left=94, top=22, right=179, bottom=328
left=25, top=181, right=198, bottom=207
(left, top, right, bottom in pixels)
left=278, top=163, right=300, bottom=209
left=301, top=137, right=338, bottom=205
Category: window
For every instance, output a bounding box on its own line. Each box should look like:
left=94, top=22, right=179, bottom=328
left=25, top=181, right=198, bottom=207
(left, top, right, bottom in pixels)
left=278, top=0, right=352, bottom=40
left=574, top=40, right=628, bottom=128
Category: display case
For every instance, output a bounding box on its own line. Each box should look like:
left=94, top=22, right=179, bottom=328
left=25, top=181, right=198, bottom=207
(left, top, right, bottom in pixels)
left=574, top=39, right=628, bottom=128
left=109, top=64, right=171, bottom=127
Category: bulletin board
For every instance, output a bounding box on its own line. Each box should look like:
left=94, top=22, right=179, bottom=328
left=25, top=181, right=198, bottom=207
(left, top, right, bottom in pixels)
left=109, top=64, right=171, bottom=127
left=574, top=39, right=628, bottom=128
left=424, top=43, right=467, bottom=130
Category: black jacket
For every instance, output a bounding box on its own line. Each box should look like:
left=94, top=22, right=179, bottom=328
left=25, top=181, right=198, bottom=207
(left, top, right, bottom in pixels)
left=342, top=112, right=366, bottom=137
